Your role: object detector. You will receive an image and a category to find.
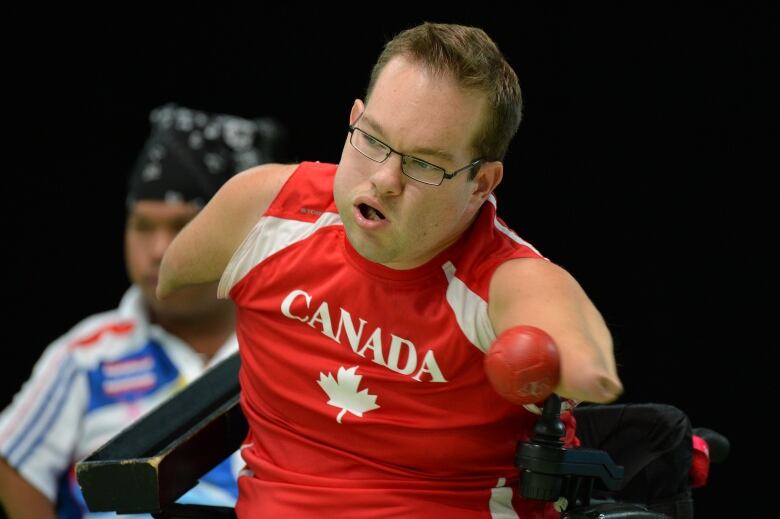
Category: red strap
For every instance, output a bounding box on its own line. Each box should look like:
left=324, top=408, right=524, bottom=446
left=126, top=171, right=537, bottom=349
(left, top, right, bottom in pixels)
left=690, top=434, right=710, bottom=488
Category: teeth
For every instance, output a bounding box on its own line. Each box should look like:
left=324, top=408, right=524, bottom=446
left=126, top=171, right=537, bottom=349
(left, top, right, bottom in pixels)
left=360, top=203, right=385, bottom=221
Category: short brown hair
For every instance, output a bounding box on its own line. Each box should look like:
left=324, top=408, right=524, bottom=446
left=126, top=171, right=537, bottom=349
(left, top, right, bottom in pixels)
left=366, top=22, right=522, bottom=166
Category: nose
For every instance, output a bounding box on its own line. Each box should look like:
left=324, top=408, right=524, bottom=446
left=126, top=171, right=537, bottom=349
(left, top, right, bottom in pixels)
left=150, top=228, right=177, bottom=263
left=370, top=152, right=405, bottom=196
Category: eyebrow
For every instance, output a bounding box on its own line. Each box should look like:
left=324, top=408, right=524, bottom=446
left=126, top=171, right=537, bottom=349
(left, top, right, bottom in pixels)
left=128, top=212, right=195, bottom=227
left=361, top=114, right=455, bottom=164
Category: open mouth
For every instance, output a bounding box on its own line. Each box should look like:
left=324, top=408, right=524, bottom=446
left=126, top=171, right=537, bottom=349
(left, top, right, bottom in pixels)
left=358, top=203, right=386, bottom=221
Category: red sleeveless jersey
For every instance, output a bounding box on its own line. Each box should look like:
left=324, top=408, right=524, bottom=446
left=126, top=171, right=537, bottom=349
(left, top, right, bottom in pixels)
left=219, top=162, right=562, bottom=518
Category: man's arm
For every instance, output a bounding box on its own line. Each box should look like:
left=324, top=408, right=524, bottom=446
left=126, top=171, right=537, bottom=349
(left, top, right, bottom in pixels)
left=0, top=458, right=55, bottom=519
left=488, top=258, right=623, bottom=404
left=157, top=163, right=297, bottom=298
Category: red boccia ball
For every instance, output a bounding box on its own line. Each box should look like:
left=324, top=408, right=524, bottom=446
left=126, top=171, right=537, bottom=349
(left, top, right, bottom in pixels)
left=484, top=325, right=560, bottom=405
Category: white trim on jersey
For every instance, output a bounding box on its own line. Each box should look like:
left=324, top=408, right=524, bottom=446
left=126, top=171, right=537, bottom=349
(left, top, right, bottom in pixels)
left=219, top=212, right=343, bottom=298
left=442, top=261, right=497, bottom=353
left=489, top=477, right=520, bottom=519
left=486, top=194, right=544, bottom=258
left=4, top=358, right=80, bottom=468
left=0, top=342, right=72, bottom=459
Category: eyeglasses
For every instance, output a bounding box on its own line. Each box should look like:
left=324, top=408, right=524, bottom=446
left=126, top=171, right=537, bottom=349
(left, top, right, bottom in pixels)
left=347, top=124, right=484, bottom=186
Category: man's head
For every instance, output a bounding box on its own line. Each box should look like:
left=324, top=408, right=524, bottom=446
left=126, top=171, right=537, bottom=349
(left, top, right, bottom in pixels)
left=334, top=23, right=520, bottom=269
left=366, top=22, right=522, bottom=165
left=125, top=103, right=284, bottom=320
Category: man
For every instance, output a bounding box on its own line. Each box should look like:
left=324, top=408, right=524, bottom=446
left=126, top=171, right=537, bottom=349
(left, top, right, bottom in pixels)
left=158, top=24, right=623, bottom=518
left=0, top=103, right=285, bottom=519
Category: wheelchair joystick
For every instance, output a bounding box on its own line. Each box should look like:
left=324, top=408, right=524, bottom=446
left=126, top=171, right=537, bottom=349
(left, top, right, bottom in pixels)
left=531, top=394, right=566, bottom=446
left=516, top=394, right=569, bottom=502
left=515, top=399, right=670, bottom=517
left=515, top=394, right=627, bottom=513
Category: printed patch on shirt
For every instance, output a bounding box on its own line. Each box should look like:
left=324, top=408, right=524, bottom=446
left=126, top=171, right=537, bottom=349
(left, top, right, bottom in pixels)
left=299, top=207, right=323, bottom=217
left=69, top=321, right=135, bottom=349
left=317, top=366, right=379, bottom=423
left=87, top=340, right=180, bottom=412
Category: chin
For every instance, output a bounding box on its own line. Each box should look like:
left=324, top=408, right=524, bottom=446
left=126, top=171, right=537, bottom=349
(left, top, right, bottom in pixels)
left=356, top=240, right=398, bottom=265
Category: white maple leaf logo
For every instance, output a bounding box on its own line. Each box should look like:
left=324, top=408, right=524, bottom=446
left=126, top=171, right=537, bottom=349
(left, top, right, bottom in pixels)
left=317, top=366, right=380, bottom=424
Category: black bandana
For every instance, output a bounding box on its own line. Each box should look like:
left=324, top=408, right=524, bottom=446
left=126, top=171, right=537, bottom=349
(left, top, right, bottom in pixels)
left=127, top=103, right=286, bottom=207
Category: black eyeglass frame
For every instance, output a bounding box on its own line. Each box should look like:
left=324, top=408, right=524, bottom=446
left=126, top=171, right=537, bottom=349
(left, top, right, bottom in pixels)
left=347, top=124, right=484, bottom=186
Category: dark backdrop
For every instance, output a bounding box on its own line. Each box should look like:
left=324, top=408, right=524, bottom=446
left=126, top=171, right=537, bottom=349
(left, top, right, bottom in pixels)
left=4, top=6, right=772, bottom=517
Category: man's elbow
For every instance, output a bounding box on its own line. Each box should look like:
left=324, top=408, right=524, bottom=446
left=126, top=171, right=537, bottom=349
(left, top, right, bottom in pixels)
left=156, top=259, right=179, bottom=300
left=156, top=279, right=173, bottom=300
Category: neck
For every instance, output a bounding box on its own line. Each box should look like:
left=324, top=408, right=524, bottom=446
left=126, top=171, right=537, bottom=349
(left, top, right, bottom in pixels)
left=152, top=305, right=236, bottom=361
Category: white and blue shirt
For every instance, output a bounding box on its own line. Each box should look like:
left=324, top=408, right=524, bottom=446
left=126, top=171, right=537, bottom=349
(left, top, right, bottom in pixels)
left=0, top=286, right=240, bottom=518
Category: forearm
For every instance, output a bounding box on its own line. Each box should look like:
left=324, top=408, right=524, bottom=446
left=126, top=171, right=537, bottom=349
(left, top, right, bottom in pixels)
left=0, top=459, right=55, bottom=519
left=548, top=307, right=621, bottom=403
left=156, top=190, right=242, bottom=299
left=157, top=245, right=213, bottom=299
left=488, top=258, right=623, bottom=404
left=158, top=164, right=296, bottom=300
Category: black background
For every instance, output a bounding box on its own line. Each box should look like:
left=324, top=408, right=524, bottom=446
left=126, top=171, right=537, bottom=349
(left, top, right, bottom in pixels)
left=3, top=5, right=773, bottom=517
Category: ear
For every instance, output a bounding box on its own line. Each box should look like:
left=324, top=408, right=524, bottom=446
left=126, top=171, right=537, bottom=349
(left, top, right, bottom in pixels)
left=471, top=161, right=503, bottom=203
left=349, top=99, right=365, bottom=126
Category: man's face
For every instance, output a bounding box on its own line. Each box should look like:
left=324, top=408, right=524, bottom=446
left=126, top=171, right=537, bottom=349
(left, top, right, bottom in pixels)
left=125, top=200, right=220, bottom=319
left=334, top=57, right=500, bottom=269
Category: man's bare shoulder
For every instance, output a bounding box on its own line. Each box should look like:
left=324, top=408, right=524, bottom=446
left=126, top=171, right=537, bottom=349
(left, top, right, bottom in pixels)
left=216, top=163, right=298, bottom=218
left=157, top=163, right=302, bottom=299
left=492, top=257, right=569, bottom=289
left=230, top=162, right=299, bottom=197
